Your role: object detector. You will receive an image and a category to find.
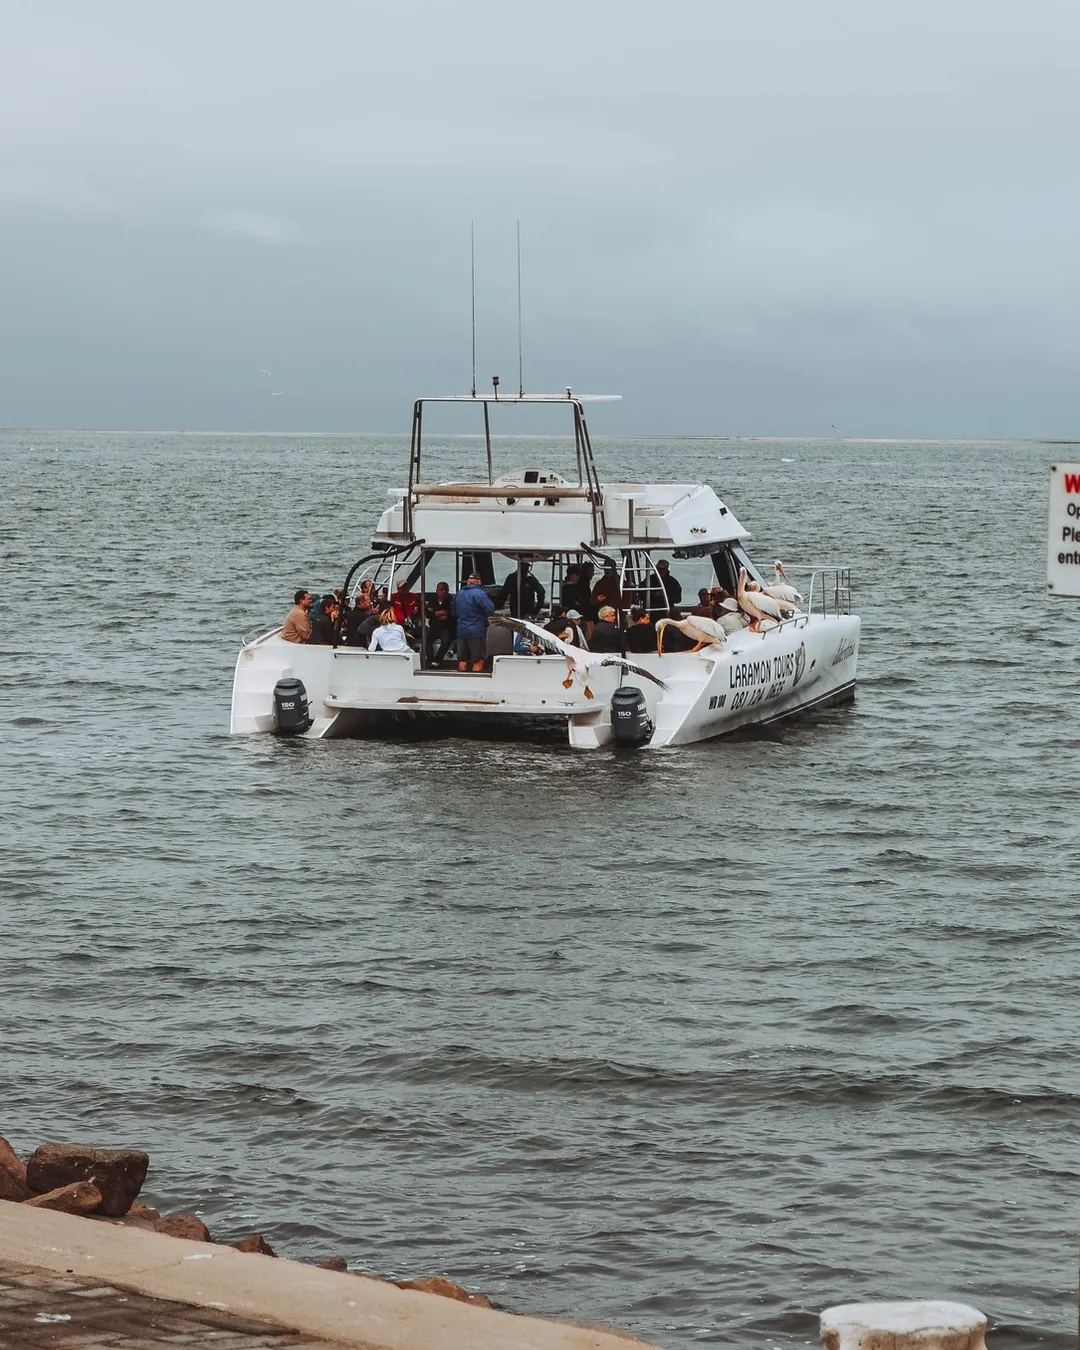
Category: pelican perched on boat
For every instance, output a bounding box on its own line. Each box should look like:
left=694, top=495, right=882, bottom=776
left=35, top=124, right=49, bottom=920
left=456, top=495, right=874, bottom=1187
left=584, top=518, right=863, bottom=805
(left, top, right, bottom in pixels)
left=493, top=617, right=668, bottom=701
left=654, top=614, right=728, bottom=653
left=737, top=567, right=794, bottom=629
left=763, top=561, right=802, bottom=606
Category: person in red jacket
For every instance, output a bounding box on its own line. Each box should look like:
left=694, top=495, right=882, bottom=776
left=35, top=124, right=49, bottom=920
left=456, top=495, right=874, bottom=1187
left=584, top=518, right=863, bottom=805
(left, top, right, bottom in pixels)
left=392, top=576, right=420, bottom=626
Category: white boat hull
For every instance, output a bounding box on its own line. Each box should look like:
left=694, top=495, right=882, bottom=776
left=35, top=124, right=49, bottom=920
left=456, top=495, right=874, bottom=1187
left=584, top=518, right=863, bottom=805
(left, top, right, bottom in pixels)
left=230, top=614, right=859, bottom=749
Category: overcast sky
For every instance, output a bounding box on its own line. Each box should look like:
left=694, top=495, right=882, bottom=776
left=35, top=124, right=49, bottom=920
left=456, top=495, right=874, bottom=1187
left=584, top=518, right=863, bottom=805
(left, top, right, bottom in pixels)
left=1, top=0, right=1077, bottom=435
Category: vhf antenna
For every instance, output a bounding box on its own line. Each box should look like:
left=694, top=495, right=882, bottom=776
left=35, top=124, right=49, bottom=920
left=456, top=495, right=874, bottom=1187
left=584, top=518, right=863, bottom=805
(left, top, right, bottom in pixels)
left=516, top=219, right=524, bottom=398
left=470, top=220, right=477, bottom=398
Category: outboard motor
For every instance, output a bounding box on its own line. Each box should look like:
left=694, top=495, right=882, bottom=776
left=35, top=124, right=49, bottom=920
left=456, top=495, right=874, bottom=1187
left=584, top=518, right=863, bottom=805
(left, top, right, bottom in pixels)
left=610, top=685, right=653, bottom=748
left=273, top=677, right=311, bottom=735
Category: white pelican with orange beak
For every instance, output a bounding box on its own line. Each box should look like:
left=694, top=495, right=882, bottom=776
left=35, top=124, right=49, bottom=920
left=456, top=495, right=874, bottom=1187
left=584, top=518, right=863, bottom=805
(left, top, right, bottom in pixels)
left=763, top=560, right=802, bottom=606
left=737, top=567, right=795, bottom=629
left=654, top=614, right=728, bottom=653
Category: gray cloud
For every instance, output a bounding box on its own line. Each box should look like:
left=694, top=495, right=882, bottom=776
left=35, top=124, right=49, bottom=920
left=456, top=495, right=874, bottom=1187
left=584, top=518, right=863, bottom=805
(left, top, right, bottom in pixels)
left=1, top=0, right=1077, bottom=434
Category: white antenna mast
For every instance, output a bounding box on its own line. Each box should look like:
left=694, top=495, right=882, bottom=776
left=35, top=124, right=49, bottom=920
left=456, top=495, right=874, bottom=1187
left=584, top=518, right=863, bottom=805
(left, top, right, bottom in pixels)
left=470, top=220, right=477, bottom=399
left=516, top=219, right=524, bottom=398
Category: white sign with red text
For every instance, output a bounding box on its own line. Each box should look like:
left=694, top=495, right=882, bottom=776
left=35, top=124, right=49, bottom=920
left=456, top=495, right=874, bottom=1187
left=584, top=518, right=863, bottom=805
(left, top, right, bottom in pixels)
left=1048, top=462, right=1080, bottom=597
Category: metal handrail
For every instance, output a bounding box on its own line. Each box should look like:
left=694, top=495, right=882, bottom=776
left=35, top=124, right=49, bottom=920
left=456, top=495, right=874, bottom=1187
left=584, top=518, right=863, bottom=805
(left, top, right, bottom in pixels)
left=241, top=622, right=282, bottom=647
left=769, top=565, right=852, bottom=618
left=333, top=539, right=425, bottom=647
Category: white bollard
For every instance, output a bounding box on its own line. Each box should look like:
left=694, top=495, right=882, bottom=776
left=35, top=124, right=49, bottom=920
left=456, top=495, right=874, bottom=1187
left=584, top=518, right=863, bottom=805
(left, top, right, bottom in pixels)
left=820, top=1301, right=988, bottom=1350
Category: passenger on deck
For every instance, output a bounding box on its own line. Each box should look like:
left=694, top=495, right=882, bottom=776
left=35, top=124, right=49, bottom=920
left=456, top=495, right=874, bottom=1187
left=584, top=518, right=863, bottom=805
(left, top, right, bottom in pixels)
left=346, top=594, right=380, bottom=647
left=369, top=609, right=410, bottom=653
left=502, top=562, right=546, bottom=618
left=282, top=589, right=314, bottom=644
left=560, top=565, right=590, bottom=617
left=543, top=605, right=586, bottom=648
left=563, top=609, right=588, bottom=648
left=425, top=581, right=456, bottom=665
left=716, top=597, right=749, bottom=634
left=453, top=572, right=495, bottom=672
left=625, top=606, right=657, bottom=653
left=591, top=564, right=622, bottom=615
left=579, top=562, right=597, bottom=620
left=589, top=605, right=622, bottom=653
left=310, top=594, right=338, bottom=645
left=691, top=588, right=713, bottom=617
left=392, top=577, right=421, bottom=626
left=655, top=559, right=682, bottom=609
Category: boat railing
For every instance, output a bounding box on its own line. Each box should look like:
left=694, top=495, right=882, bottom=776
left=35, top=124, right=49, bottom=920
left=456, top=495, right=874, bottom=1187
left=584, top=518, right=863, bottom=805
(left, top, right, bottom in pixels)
left=778, top=565, right=853, bottom=618
left=241, top=622, right=283, bottom=647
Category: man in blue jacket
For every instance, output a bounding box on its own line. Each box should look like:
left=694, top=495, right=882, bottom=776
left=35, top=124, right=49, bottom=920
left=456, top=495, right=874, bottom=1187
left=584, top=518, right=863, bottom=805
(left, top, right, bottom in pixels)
left=453, top=572, right=495, bottom=672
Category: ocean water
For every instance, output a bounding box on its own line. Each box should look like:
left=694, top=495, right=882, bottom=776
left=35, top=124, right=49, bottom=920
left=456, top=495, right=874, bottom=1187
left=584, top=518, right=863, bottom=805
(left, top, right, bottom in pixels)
left=1, top=429, right=1077, bottom=1348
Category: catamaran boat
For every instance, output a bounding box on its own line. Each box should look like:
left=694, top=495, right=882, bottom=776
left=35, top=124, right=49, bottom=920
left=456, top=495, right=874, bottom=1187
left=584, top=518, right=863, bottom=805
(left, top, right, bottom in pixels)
left=230, top=390, right=859, bottom=748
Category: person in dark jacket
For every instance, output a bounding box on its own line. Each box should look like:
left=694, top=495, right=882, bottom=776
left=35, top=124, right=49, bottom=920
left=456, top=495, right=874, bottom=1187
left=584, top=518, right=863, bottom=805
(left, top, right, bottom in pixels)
left=310, top=594, right=338, bottom=644
left=346, top=594, right=380, bottom=647
left=425, top=581, right=455, bottom=665
left=589, top=605, right=623, bottom=653
left=452, top=573, right=495, bottom=671
left=590, top=564, right=622, bottom=615
left=502, top=562, right=545, bottom=618
left=560, top=565, right=590, bottom=616
left=654, top=559, right=682, bottom=609
left=625, top=607, right=657, bottom=653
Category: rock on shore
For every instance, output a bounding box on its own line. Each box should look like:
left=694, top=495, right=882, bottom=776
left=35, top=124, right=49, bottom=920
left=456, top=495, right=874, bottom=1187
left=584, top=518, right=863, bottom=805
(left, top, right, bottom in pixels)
left=27, top=1143, right=149, bottom=1217
left=1, top=1132, right=492, bottom=1309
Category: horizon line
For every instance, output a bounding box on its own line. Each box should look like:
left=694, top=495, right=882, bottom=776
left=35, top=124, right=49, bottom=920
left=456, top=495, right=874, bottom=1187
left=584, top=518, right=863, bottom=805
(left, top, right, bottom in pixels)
left=2, top=427, right=1077, bottom=445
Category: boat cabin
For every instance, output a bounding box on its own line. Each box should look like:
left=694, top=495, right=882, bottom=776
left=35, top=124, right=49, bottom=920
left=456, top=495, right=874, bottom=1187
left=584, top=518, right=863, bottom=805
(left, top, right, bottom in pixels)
left=342, top=391, right=761, bottom=667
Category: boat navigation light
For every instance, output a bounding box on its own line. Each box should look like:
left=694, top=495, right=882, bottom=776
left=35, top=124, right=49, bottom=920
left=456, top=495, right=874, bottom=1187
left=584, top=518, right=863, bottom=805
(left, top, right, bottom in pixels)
left=492, top=374, right=500, bottom=400
left=566, top=386, right=572, bottom=398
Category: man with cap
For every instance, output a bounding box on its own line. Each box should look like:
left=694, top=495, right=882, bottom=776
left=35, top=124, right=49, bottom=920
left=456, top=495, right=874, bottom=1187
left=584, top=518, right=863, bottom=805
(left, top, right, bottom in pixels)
left=452, top=572, right=495, bottom=672
left=546, top=605, right=588, bottom=649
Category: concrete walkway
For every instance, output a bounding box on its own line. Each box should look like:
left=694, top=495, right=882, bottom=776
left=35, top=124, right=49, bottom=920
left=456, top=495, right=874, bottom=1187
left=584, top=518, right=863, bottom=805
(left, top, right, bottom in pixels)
left=0, top=1204, right=656, bottom=1350
left=0, top=1261, right=329, bottom=1348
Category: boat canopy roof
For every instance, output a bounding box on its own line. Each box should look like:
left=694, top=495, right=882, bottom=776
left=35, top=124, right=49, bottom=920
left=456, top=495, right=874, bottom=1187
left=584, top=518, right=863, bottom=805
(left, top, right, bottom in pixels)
left=373, top=472, right=749, bottom=553
left=372, top=387, right=749, bottom=552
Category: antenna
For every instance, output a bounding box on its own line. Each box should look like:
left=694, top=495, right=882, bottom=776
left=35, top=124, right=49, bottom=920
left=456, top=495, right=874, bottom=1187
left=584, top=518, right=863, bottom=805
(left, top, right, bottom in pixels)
left=470, top=220, right=477, bottom=399
left=516, top=219, right=524, bottom=398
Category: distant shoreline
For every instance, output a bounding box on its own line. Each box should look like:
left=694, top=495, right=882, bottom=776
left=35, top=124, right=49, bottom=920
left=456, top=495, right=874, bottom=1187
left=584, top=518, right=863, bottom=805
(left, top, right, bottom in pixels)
left=1, top=428, right=1077, bottom=445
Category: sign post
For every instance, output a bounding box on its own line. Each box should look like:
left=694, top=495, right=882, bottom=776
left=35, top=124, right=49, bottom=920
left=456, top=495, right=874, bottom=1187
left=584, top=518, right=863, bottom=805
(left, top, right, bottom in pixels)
left=1047, top=462, right=1080, bottom=598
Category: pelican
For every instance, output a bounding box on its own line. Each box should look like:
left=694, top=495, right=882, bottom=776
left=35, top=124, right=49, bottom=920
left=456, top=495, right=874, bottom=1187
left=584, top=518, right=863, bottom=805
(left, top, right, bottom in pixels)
left=654, top=614, right=728, bottom=653
left=737, top=567, right=794, bottom=629
left=762, top=560, right=802, bottom=606
left=493, top=617, right=668, bottom=700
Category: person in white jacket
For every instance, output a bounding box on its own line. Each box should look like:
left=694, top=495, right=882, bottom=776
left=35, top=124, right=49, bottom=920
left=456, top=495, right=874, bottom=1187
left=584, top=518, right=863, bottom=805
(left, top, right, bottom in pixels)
left=368, top=609, right=410, bottom=653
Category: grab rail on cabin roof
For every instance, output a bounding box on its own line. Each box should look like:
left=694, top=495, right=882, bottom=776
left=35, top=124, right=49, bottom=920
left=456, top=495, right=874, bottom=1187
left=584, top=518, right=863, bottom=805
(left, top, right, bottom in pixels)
left=403, top=395, right=609, bottom=547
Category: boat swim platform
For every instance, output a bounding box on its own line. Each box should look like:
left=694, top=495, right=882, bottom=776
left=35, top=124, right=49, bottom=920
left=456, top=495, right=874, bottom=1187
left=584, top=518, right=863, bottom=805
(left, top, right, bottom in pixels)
left=0, top=1203, right=658, bottom=1350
